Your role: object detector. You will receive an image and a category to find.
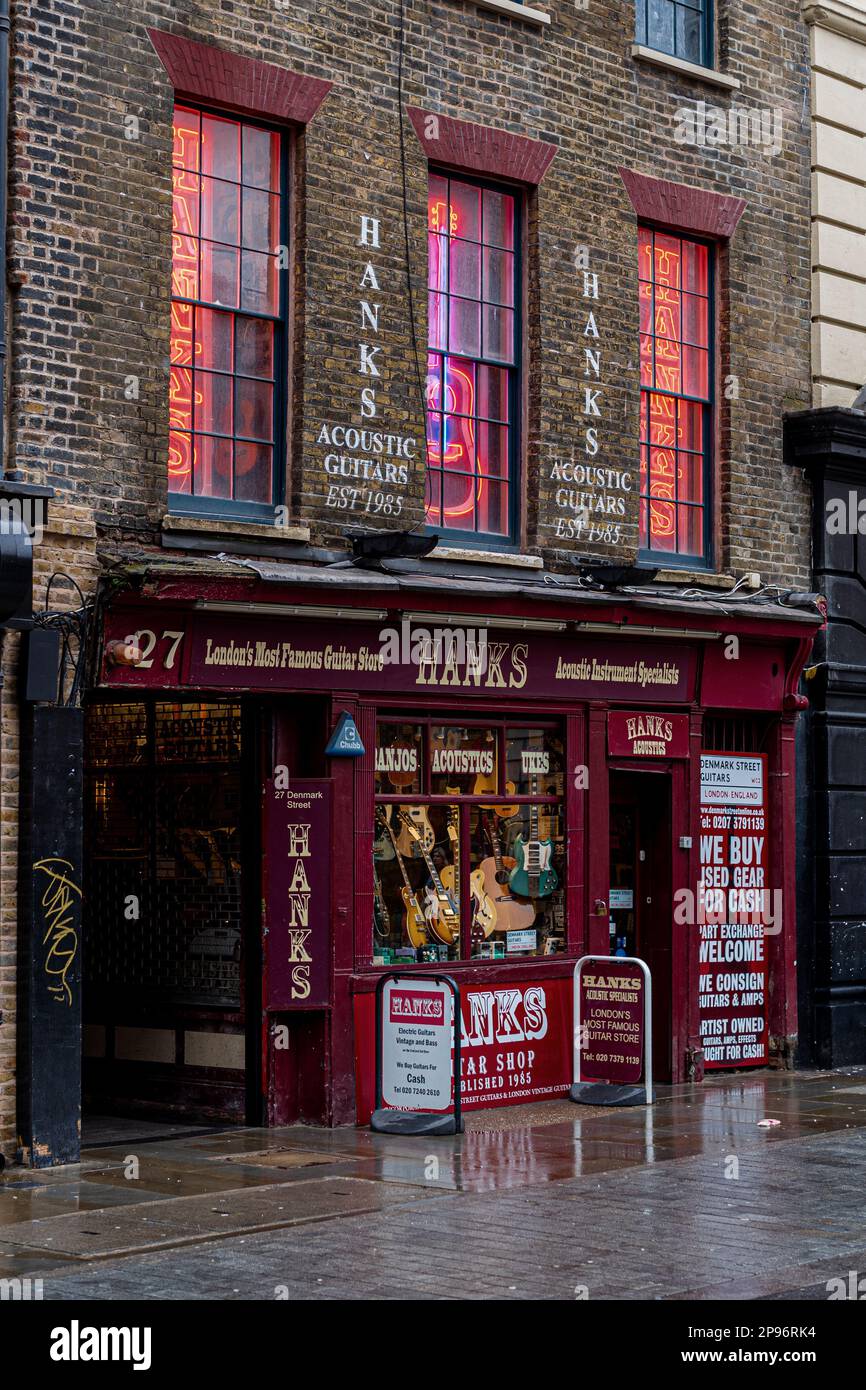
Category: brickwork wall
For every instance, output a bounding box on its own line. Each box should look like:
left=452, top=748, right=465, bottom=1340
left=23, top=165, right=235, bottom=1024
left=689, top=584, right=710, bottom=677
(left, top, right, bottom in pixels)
left=2, top=0, right=812, bottom=581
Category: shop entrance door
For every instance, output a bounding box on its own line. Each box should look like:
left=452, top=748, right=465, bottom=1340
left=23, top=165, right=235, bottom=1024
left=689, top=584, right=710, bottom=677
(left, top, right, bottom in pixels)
left=609, top=770, right=673, bottom=1082
left=83, top=699, right=261, bottom=1129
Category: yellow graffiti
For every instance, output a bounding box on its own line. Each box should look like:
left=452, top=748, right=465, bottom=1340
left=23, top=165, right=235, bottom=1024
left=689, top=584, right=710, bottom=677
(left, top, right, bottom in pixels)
left=34, top=858, right=81, bottom=1007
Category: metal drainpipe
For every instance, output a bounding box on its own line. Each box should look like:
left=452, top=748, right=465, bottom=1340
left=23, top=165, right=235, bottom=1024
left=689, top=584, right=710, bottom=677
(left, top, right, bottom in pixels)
left=0, top=0, right=9, bottom=473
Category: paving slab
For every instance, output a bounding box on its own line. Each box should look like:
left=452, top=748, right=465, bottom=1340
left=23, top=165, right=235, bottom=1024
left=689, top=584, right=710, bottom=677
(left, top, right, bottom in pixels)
left=0, top=1176, right=448, bottom=1259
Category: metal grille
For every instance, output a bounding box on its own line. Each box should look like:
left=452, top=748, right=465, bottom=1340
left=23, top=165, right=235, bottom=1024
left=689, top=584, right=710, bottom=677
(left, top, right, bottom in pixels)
left=85, top=701, right=243, bottom=1011
left=702, top=716, right=771, bottom=753
left=155, top=702, right=242, bottom=763
left=85, top=703, right=148, bottom=766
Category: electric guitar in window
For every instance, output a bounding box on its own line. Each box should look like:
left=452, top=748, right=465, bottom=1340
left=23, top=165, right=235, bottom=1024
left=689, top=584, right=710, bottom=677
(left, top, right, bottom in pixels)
left=469, top=863, right=497, bottom=939
left=398, top=811, right=460, bottom=946
left=394, top=803, right=435, bottom=859
left=373, top=866, right=390, bottom=940
left=378, top=811, right=428, bottom=949
left=477, top=811, right=536, bottom=931
left=508, top=778, right=559, bottom=900
left=373, top=819, right=396, bottom=862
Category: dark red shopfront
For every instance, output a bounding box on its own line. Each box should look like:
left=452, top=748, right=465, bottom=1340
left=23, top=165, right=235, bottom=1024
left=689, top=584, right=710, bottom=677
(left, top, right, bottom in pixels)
left=84, top=574, right=818, bottom=1127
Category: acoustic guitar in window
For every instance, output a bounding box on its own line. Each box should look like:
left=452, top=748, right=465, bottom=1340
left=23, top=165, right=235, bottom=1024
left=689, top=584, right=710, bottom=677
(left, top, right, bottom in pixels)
left=508, top=778, right=559, bottom=899
left=383, top=740, right=419, bottom=791
left=472, top=769, right=518, bottom=819
left=477, top=811, right=535, bottom=931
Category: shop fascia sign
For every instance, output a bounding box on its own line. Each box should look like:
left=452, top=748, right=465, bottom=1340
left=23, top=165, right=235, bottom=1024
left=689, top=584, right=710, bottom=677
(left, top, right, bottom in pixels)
left=608, top=709, right=690, bottom=758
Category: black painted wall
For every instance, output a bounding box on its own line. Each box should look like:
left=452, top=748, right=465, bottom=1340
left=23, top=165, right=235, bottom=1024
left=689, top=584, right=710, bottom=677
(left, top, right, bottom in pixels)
left=786, top=408, right=866, bottom=1066
left=17, top=706, right=83, bottom=1165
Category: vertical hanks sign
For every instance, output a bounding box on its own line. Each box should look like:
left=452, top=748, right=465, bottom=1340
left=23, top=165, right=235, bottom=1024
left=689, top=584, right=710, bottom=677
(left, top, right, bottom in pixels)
left=263, top=779, right=331, bottom=1010
left=698, top=754, right=769, bottom=1068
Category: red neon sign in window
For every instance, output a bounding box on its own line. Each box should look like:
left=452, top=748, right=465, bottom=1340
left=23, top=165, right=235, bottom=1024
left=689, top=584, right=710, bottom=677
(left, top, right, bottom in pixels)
left=425, top=177, right=515, bottom=537
left=169, top=107, right=281, bottom=505
left=638, top=228, right=710, bottom=558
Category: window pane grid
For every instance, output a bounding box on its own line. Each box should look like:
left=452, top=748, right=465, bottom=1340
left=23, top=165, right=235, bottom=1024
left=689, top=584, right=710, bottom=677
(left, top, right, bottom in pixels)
left=638, top=226, right=711, bottom=561
left=426, top=173, right=517, bottom=539
left=636, top=0, right=708, bottom=66
left=171, top=105, right=283, bottom=506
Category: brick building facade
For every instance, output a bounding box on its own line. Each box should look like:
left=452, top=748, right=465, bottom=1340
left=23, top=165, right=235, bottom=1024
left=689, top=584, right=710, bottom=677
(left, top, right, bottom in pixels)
left=0, top=0, right=823, bottom=1162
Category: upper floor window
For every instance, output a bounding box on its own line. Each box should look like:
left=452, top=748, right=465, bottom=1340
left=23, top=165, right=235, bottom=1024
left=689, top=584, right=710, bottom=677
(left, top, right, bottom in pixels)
left=425, top=172, right=520, bottom=543
left=636, top=0, right=710, bottom=68
left=170, top=106, right=287, bottom=518
left=638, top=225, right=713, bottom=566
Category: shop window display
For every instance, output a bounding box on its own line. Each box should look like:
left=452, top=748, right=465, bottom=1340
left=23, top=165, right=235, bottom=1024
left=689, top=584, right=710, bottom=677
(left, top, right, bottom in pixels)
left=372, top=719, right=565, bottom=964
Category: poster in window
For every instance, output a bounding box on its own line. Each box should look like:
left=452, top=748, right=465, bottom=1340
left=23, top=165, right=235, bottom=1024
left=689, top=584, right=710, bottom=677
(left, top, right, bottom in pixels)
left=697, top=754, right=769, bottom=1068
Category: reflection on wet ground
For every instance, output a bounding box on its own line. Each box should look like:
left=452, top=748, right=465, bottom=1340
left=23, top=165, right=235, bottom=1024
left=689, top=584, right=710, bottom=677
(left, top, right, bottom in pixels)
left=1, top=1067, right=865, bottom=1280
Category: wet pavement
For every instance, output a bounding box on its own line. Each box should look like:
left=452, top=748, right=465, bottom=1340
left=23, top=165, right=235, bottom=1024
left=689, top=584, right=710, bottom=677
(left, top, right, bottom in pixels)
left=1, top=1067, right=865, bottom=1299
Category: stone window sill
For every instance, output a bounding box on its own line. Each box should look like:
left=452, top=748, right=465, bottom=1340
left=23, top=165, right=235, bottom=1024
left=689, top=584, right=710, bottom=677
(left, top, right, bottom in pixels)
left=631, top=44, right=741, bottom=92
left=653, top=568, right=739, bottom=589
left=430, top=545, right=544, bottom=569
left=455, top=0, right=550, bottom=27
left=162, top=514, right=310, bottom=544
